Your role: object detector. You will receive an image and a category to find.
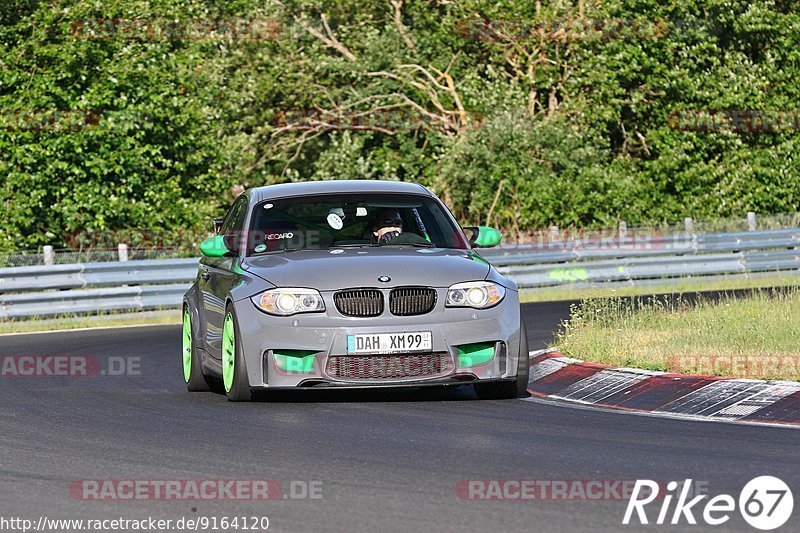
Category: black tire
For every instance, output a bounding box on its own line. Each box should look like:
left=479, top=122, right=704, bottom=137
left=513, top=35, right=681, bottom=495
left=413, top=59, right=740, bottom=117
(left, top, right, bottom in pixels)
left=183, top=306, right=211, bottom=392
left=474, top=312, right=529, bottom=400
left=222, top=303, right=253, bottom=402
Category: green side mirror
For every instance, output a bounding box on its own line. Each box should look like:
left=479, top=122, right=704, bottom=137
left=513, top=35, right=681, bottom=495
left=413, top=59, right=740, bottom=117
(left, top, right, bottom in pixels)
left=464, top=226, right=503, bottom=248
left=200, top=235, right=230, bottom=257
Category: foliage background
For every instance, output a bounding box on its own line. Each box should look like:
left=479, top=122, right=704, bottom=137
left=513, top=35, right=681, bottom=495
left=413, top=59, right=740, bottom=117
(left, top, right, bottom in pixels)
left=1, top=0, right=799, bottom=250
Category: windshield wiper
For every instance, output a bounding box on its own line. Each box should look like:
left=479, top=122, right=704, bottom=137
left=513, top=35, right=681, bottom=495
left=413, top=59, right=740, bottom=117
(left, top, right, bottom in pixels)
left=331, top=241, right=435, bottom=249
left=250, top=248, right=301, bottom=256
left=330, top=243, right=371, bottom=248
left=369, top=242, right=434, bottom=248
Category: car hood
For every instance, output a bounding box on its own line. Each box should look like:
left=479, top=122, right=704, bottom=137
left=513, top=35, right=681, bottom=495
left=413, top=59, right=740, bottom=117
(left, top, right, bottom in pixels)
left=241, top=248, right=492, bottom=291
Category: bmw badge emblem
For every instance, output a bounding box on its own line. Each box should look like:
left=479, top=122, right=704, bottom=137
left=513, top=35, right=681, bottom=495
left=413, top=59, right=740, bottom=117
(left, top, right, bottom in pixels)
left=378, top=275, right=391, bottom=283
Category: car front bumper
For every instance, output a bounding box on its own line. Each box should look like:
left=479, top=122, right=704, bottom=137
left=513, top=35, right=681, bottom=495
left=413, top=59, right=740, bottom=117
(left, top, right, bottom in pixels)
left=233, top=288, right=523, bottom=389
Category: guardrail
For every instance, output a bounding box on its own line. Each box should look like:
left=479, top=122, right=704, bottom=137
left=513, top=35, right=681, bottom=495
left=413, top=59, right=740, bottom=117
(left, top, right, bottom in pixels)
left=1, top=228, right=798, bottom=319
left=482, top=228, right=800, bottom=265
left=482, top=228, right=800, bottom=288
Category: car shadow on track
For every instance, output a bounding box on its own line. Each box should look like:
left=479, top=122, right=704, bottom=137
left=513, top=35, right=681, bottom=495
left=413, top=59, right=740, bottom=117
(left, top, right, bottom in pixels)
left=256, top=385, right=476, bottom=403
left=196, top=373, right=530, bottom=403
left=198, top=384, right=527, bottom=403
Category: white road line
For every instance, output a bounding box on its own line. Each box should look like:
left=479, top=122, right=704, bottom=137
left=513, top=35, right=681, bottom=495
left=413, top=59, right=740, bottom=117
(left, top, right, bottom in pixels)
left=0, top=322, right=180, bottom=337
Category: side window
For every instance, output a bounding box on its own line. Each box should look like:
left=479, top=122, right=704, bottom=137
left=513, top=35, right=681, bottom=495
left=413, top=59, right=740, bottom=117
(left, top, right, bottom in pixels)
left=221, top=197, right=248, bottom=253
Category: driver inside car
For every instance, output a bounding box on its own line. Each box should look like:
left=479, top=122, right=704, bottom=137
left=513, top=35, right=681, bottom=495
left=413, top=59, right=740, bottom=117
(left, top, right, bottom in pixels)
left=372, top=209, right=404, bottom=244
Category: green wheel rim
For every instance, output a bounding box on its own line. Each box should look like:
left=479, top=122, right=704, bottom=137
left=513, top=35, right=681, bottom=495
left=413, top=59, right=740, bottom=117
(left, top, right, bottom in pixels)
left=182, top=310, right=192, bottom=383
left=222, top=312, right=236, bottom=393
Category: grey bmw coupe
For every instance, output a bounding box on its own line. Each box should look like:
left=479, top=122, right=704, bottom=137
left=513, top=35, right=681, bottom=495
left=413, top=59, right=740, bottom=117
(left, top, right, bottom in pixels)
left=183, top=180, right=529, bottom=401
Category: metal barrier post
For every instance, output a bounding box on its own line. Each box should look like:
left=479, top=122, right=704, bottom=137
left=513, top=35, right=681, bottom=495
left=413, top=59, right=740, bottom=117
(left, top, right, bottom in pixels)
left=43, top=246, right=54, bottom=266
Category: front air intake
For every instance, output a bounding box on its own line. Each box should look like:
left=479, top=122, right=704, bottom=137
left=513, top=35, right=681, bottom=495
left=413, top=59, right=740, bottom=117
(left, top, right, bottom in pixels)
left=334, top=289, right=384, bottom=317
left=389, top=287, right=437, bottom=316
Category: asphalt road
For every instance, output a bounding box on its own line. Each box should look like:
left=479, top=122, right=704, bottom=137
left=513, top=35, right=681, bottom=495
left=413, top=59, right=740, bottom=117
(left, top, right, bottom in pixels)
left=1, top=301, right=798, bottom=532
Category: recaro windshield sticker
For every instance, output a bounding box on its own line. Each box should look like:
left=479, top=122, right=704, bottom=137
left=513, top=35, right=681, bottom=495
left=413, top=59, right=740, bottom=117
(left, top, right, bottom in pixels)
left=266, top=233, right=293, bottom=240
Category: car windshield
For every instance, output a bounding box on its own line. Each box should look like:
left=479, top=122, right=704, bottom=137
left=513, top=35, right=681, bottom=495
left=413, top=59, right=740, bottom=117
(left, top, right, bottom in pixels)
left=246, top=193, right=469, bottom=254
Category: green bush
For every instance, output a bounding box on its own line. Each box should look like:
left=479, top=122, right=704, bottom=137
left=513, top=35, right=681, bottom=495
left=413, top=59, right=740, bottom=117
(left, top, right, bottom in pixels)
left=1, top=0, right=799, bottom=251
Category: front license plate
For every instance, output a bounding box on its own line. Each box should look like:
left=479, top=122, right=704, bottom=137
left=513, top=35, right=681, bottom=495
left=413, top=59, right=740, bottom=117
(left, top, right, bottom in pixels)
left=347, top=331, right=432, bottom=354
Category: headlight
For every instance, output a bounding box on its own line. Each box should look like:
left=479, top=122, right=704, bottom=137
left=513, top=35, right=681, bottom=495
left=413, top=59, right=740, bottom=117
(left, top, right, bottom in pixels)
left=446, top=281, right=505, bottom=309
left=251, top=288, right=325, bottom=316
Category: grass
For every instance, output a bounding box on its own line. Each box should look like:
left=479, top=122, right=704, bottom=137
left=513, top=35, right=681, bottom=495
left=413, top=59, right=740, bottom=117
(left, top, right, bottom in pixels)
left=554, top=287, right=800, bottom=381
left=0, top=310, right=181, bottom=335
left=520, top=273, right=800, bottom=303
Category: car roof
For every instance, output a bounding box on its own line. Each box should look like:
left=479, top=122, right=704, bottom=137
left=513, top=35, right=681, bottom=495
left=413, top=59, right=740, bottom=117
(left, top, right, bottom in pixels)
left=252, top=180, right=432, bottom=202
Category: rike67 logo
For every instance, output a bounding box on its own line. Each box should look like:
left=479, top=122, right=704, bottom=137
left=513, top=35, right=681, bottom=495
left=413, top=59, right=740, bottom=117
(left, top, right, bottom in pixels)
left=623, top=477, right=793, bottom=530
